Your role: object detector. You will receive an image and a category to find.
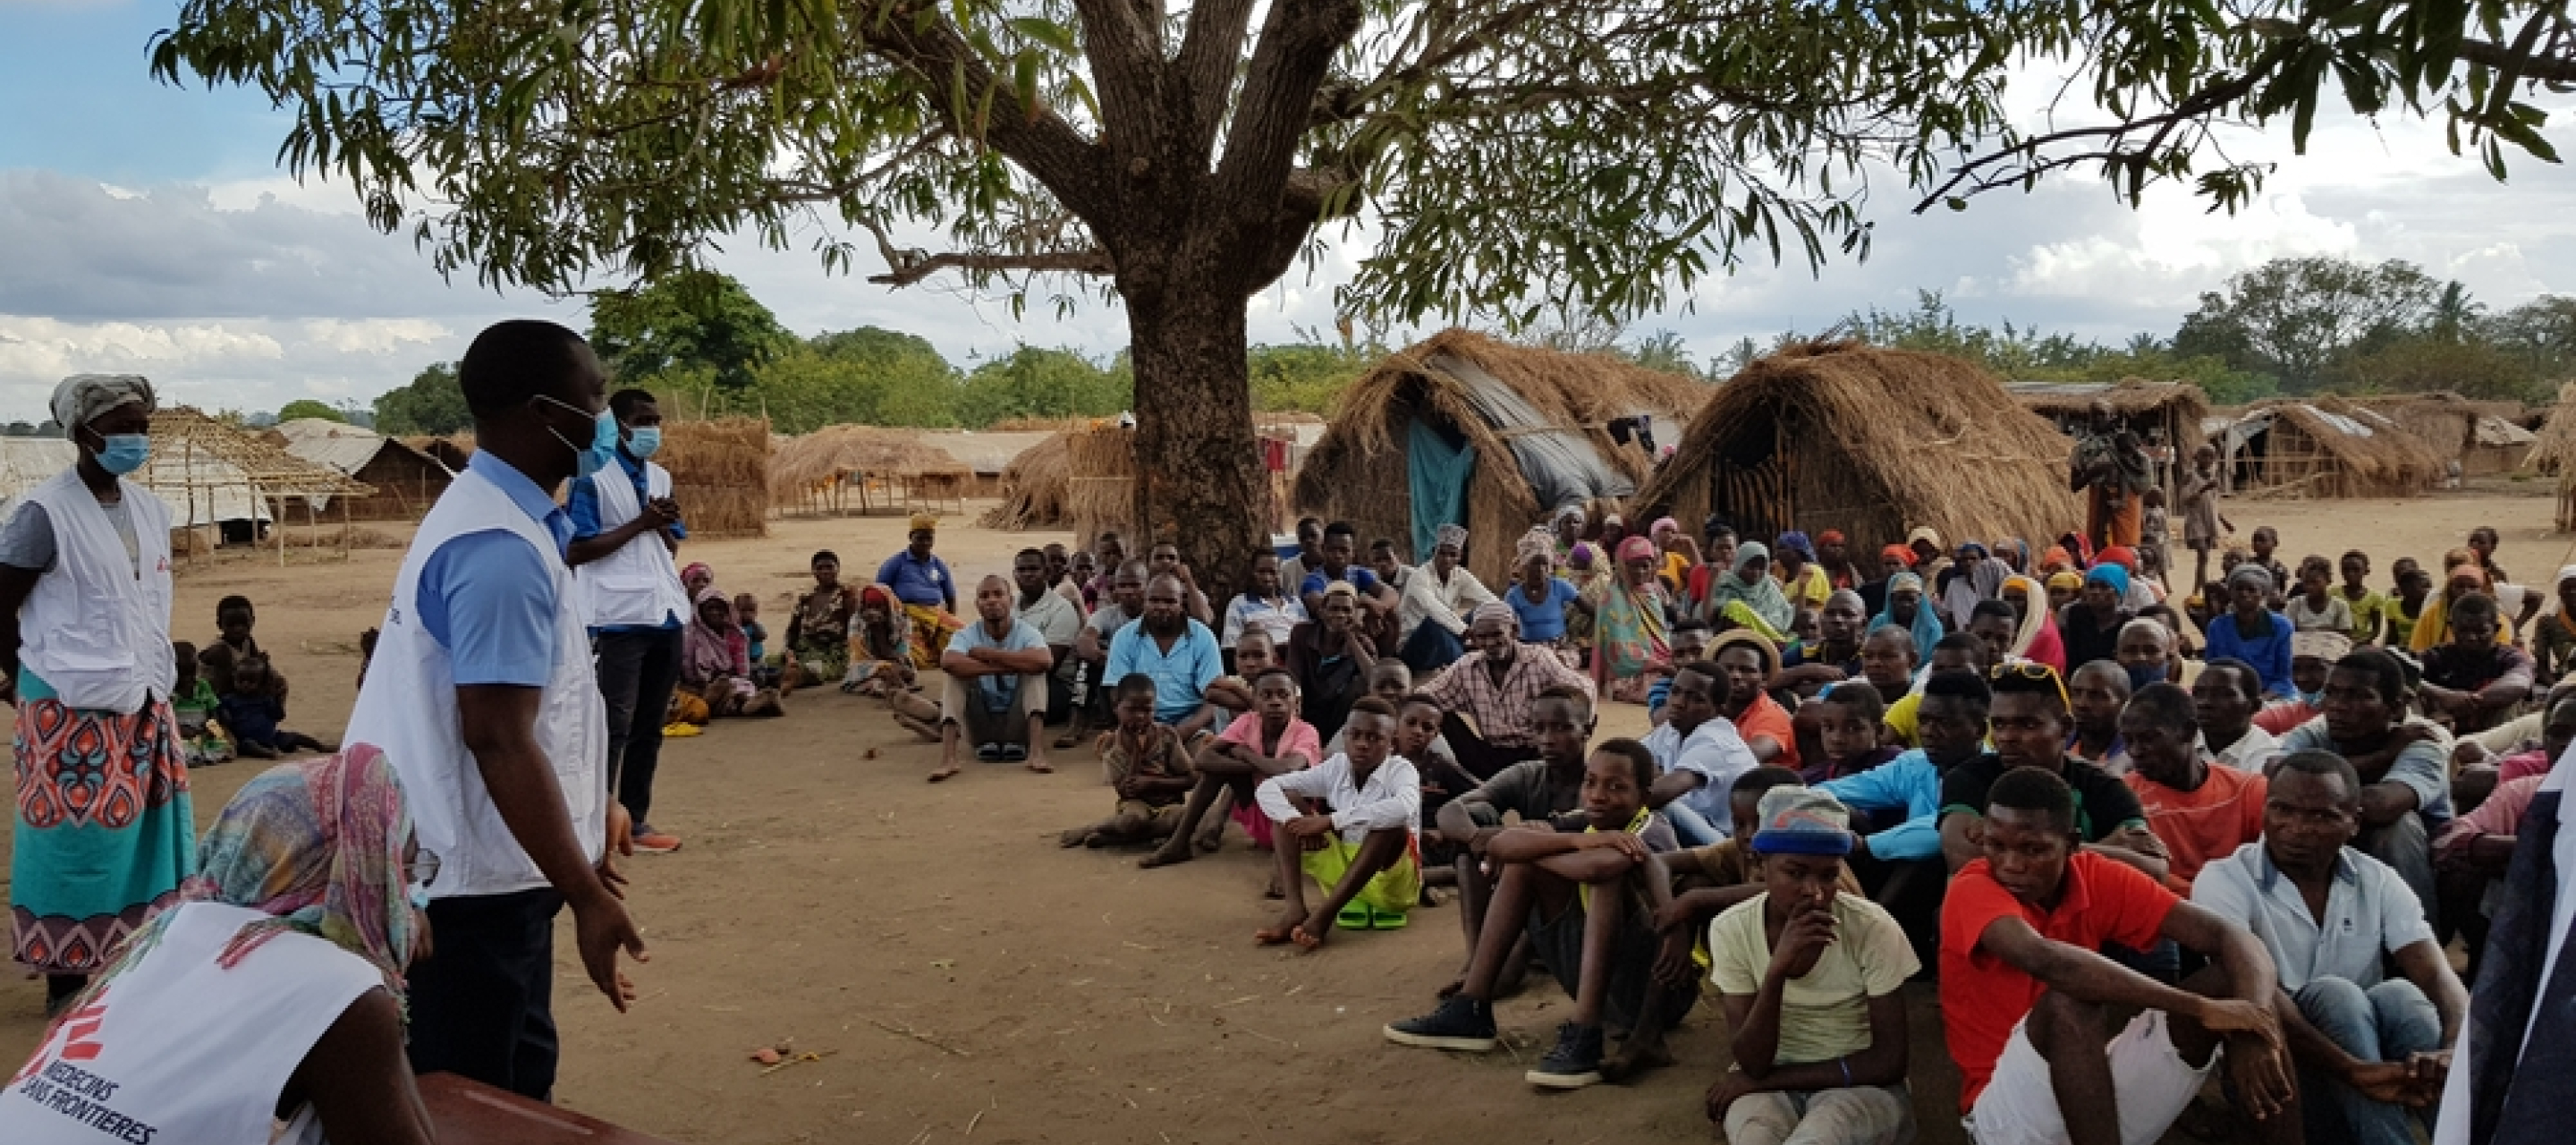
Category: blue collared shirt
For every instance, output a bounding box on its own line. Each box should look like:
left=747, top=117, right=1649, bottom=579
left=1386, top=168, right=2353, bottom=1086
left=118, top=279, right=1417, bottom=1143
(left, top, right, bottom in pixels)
left=415, top=452, right=573, bottom=688
left=566, top=447, right=686, bottom=632
left=877, top=550, right=955, bottom=609
left=1106, top=618, right=1223, bottom=724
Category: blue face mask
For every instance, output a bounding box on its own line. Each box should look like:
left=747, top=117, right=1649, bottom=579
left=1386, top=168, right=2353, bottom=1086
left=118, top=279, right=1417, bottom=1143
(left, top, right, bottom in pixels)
left=536, top=396, right=618, bottom=479
left=93, top=433, right=150, bottom=476
left=625, top=426, right=662, bottom=460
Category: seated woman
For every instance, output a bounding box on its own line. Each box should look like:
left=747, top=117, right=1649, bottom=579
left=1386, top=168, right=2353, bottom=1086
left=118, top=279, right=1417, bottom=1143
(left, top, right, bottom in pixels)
left=0, top=745, right=436, bottom=1143
left=682, top=587, right=784, bottom=719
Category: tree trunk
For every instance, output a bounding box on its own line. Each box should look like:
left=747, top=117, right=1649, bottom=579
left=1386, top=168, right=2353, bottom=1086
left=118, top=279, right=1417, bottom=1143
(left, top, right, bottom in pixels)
left=1123, top=271, right=1268, bottom=606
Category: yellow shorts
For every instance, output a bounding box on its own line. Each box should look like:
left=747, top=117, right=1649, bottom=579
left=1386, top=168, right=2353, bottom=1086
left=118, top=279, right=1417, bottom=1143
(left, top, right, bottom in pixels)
left=1300, top=835, right=1422, bottom=918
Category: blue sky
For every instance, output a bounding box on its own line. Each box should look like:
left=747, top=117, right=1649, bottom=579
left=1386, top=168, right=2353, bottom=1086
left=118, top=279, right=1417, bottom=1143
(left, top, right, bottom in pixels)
left=3, top=0, right=2574, bottom=422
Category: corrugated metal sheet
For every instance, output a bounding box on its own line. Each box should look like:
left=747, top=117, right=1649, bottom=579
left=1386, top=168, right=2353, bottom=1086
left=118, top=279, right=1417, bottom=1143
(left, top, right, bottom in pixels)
left=0, top=438, right=274, bottom=524
left=2476, top=415, right=2538, bottom=447
left=1426, top=352, right=1634, bottom=509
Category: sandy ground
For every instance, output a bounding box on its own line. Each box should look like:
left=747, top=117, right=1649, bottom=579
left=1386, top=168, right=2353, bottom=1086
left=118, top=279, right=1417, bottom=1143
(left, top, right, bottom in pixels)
left=0, top=482, right=2553, bottom=1144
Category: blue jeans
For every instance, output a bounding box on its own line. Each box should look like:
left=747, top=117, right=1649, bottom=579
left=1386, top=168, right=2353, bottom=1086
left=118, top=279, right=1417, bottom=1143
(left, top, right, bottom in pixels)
left=2294, top=976, right=2441, bottom=1145
left=1665, top=801, right=1725, bottom=848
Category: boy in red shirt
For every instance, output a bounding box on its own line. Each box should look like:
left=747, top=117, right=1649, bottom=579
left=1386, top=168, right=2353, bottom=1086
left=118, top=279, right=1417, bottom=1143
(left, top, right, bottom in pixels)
left=2120, top=683, right=2268, bottom=893
left=1940, top=767, right=2301, bottom=1145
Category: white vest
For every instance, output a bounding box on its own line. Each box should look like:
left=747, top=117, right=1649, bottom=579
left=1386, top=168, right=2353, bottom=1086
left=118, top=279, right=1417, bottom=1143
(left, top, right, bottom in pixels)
left=343, top=466, right=606, bottom=898
left=15, top=470, right=174, bottom=711
left=575, top=460, right=689, bottom=628
left=0, top=902, right=384, bottom=1145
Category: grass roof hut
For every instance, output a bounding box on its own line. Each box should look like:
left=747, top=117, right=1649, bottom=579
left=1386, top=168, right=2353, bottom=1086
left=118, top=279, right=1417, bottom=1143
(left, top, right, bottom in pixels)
left=768, top=424, right=971, bottom=518
left=2008, top=378, right=2211, bottom=501
left=2525, top=382, right=2576, bottom=529
left=2351, top=392, right=2537, bottom=477
left=660, top=417, right=772, bottom=539
left=274, top=419, right=453, bottom=521
left=2209, top=398, right=2442, bottom=498
left=1634, top=341, right=2082, bottom=558
left=1292, top=329, right=1709, bottom=586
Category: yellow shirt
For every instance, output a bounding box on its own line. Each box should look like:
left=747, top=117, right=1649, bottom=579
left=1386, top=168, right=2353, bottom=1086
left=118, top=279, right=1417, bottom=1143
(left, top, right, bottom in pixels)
left=1883, top=691, right=1920, bottom=747
left=1707, top=893, right=1918, bottom=1064
left=1783, top=564, right=1832, bottom=610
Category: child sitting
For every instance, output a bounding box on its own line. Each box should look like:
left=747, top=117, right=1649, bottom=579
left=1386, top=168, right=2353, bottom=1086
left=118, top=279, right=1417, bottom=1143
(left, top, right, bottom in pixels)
left=214, top=595, right=286, bottom=700
left=1253, top=697, right=1422, bottom=945
left=216, top=651, right=331, bottom=759
left=170, top=642, right=233, bottom=767
left=1060, top=674, right=1196, bottom=849
left=1142, top=667, right=1322, bottom=870
left=682, top=588, right=784, bottom=718
left=735, top=592, right=781, bottom=690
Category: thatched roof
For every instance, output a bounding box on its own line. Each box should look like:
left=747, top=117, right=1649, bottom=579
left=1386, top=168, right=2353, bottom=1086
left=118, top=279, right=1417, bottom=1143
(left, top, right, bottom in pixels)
left=767, top=424, right=972, bottom=502
left=1292, top=328, right=1710, bottom=585
left=2007, top=379, right=2211, bottom=445
left=1634, top=340, right=2083, bottom=556
left=2217, top=397, right=2445, bottom=495
left=979, top=430, right=1072, bottom=530
left=2525, top=382, right=2576, bottom=476
left=2349, top=391, right=2535, bottom=458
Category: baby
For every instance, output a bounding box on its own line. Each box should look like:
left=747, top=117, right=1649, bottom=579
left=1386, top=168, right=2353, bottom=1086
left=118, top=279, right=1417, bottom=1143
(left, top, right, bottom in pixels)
left=216, top=651, right=333, bottom=759
left=170, top=642, right=233, bottom=767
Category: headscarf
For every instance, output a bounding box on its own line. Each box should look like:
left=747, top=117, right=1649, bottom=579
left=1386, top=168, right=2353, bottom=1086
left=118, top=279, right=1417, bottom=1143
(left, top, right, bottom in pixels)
left=1515, top=529, right=1555, bottom=567
left=1994, top=539, right=2030, bottom=574
left=1906, top=526, right=1943, bottom=553
left=1868, top=570, right=1943, bottom=660
left=2097, top=546, right=2139, bottom=572
left=682, top=561, right=713, bottom=586
left=1707, top=540, right=1794, bottom=632
left=1940, top=542, right=2008, bottom=628
left=2056, top=530, right=2094, bottom=568
left=1649, top=517, right=1679, bottom=539
left=684, top=585, right=739, bottom=683
left=2000, top=574, right=2067, bottom=673
left=2224, top=564, right=2273, bottom=598
left=80, top=745, right=417, bottom=1014
left=2410, top=559, right=2506, bottom=651
left=1775, top=530, right=1816, bottom=561
left=1470, top=600, right=1520, bottom=632
left=1433, top=522, right=1469, bottom=551
left=908, top=511, right=939, bottom=532
left=1879, top=543, right=1914, bottom=569
left=1616, top=535, right=1659, bottom=566
left=2047, top=570, right=2084, bottom=593
left=2085, top=562, right=2132, bottom=601
left=50, top=373, right=157, bottom=430
left=1818, top=530, right=1847, bottom=548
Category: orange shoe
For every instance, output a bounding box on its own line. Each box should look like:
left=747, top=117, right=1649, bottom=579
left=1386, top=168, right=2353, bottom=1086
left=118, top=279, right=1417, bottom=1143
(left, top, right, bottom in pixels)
left=631, top=828, right=682, bottom=854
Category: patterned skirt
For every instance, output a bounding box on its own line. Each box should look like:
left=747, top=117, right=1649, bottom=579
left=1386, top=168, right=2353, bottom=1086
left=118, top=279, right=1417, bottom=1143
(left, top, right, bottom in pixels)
left=11, top=693, right=196, bottom=974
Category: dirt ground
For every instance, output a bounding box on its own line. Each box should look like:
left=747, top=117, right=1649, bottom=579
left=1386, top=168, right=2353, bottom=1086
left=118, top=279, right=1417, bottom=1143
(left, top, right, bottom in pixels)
left=0, top=483, right=2552, bottom=1144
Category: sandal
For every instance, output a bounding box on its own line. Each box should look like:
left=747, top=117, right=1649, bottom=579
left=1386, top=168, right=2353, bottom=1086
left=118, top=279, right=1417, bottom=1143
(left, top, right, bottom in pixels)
left=1370, top=908, right=1410, bottom=931
left=974, top=742, right=1004, bottom=762
left=1335, top=903, right=1374, bottom=931
left=1000, top=743, right=1028, bottom=762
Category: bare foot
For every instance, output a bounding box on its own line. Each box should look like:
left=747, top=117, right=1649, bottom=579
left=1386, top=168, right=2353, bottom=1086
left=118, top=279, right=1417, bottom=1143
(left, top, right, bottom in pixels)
left=1193, top=826, right=1225, bottom=853
left=1289, top=923, right=1327, bottom=952
left=926, top=764, right=962, bottom=783
left=1597, top=1039, right=1674, bottom=1083
left=1138, top=844, right=1194, bottom=869
left=1024, top=757, right=1055, bottom=774
left=1058, top=827, right=1093, bottom=848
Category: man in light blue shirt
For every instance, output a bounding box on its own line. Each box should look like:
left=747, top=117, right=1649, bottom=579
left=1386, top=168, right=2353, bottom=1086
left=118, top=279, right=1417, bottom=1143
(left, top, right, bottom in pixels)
left=563, top=388, right=687, bottom=854
left=1820, top=670, right=1992, bottom=971
left=1106, top=574, right=1223, bottom=738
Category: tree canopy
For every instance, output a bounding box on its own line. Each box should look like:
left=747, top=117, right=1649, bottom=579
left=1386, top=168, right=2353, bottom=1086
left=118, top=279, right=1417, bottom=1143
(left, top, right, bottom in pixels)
left=588, top=270, right=795, bottom=392
left=370, top=362, right=471, bottom=436
left=275, top=399, right=347, bottom=423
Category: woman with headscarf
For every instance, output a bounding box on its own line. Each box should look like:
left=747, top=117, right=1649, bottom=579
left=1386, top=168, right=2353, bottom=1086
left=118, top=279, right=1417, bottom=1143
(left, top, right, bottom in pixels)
left=0, top=375, right=194, bottom=1014
left=1701, top=540, right=1795, bottom=635
left=1990, top=538, right=2031, bottom=577
left=1504, top=529, right=1588, bottom=651
left=876, top=511, right=964, bottom=669
left=1999, top=574, right=2068, bottom=674
left=680, top=561, right=714, bottom=598
left=2056, top=562, right=2136, bottom=672
left=840, top=583, right=916, bottom=698
left=2410, top=553, right=2515, bottom=653
left=1773, top=530, right=1832, bottom=611
left=1648, top=516, right=1699, bottom=595
left=2095, top=545, right=2163, bottom=610
left=682, top=587, right=783, bottom=718
left=1590, top=536, right=1673, bottom=702
left=0, top=746, right=435, bottom=1143
left=1868, top=570, right=1944, bottom=662
left=1936, top=541, right=2011, bottom=631
left=1856, top=541, right=1911, bottom=617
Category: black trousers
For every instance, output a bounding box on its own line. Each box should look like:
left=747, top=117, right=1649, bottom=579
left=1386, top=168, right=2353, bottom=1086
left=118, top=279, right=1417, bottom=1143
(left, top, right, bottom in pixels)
left=408, top=888, right=565, bottom=1100
left=596, top=626, right=683, bottom=826
left=1438, top=712, right=1541, bottom=782
left=1849, top=850, right=1945, bottom=975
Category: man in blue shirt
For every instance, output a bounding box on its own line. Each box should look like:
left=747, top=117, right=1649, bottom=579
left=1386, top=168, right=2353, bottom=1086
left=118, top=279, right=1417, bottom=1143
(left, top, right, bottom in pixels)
left=1106, top=574, right=1224, bottom=738
left=1298, top=521, right=1399, bottom=629
left=564, top=389, right=687, bottom=854
left=877, top=511, right=960, bottom=667
left=1822, top=669, right=1990, bottom=971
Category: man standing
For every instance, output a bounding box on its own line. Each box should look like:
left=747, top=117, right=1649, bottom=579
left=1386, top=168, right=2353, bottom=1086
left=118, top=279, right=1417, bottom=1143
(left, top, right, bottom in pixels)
left=566, top=387, right=687, bottom=856
left=2070, top=398, right=2152, bottom=552
left=877, top=512, right=960, bottom=670
left=343, top=319, right=646, bottom=1099
left=1419, top=603, right=1598, bottom=779
left=928, top=574, right=1057, bottom=781
left=2195, top=751, right=2468, bottom=1145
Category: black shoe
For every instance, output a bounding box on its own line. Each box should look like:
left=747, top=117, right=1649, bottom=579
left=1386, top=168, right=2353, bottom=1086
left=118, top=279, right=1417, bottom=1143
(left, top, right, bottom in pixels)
left=1525, top=1022, right=1605, bottom=1089
left=1383, top=995, right=1497, bottom=1051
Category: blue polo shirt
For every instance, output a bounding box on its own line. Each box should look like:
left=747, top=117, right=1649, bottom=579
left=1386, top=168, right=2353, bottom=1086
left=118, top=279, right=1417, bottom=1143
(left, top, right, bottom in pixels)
left=1105, top=618, right=1223, bottom=724
left=566, top=447, right=688, bottom=632
left=415, top=452, right=574, bottom=688
left=877, top=550, right=956, bottom=609
left=1300, top=565, right=1381, bottom=598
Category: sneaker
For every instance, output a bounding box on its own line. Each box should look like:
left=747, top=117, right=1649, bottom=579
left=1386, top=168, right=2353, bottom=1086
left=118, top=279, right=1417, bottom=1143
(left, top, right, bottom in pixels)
left=1525, top=1022, right=1605, bottom=1089
left=631, top=827, right=682, bottom=854
left=1383, top=995, right=1496, bottom=1051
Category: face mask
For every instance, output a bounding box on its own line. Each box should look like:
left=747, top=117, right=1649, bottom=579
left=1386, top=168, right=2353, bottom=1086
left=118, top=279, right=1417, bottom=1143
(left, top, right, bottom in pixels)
left=625, top=426, right=662, bottom=460
left=409, top=885, right=431, bottom=912
left=93, top=433, right=150, bottom=476
left=536, top=395, right=617, bottom=479
left=2296, top=687, right=2325, bottom=707
left=2126, top=663, right=2166, bottom=692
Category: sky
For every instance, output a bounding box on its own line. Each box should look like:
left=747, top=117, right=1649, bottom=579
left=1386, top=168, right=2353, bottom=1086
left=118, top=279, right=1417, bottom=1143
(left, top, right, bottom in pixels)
left=3, top=0, right=2573, bottom=424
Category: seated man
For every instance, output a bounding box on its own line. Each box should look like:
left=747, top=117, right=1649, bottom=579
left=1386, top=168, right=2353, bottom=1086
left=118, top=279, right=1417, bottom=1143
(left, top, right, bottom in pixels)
left=2193, top=751, right=2469, bottom=1145
left=926, top=574, right=1056, bottom=781
left=1104, top=574, right=1224, bottom=740
left=2117, top=615, right=2190, bottom=690
left=2066, top=661, right=2134, bottom=775
left=2434, top=694, right=2574, bottom=968
left=1013, top=547, right=1084, bottom=725
left=2193, top=657, right=2280, bottom=770
left=1057, top=560, right=1147, bottom=748
left=2276, top=649, right=2455, bottom=926
left=1140, top=667, right=1319, bottom=869
left=1701, top=788, right=1917, bottom=1145
left=1775, top=589, right=1870, bottom=698
left=1650, top=768, right=1862, bottom=985
left=1943, top=768, right=2301, bottom=1145
left=1823, top=671, right=1992, bottom=971
left=1144, top=541, right=1216, bottom=626
left=2122, top=682, right=2267, bottom=894
left=2417, top=592, right=2535, bottom=736
left=1059, top=674, right=1196, bottom=848
left=1385, top=738, right=1696, bottom=1089
left=2254, top=631, right=2351, bottom=737
left=1419, top=603, right=1598, bottom=779
left=1394, top=523, right=1497, bottom=672
left=1644, top=659, right=1765, bottom=847
left=1253, top=697, right=1421, bottom=944
left=1297, top=521, right=1400, bottom=628
left=1433, top=687, right=1595, bottom=990
left=1938, top=665, right=2169, bottom=883
left=1856, top=627, right=1919, bottom=747
left=1646, top=619, right=1716, bottom=723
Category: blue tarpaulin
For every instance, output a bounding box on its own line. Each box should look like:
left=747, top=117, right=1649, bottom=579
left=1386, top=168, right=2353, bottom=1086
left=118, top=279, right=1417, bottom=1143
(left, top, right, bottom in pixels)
left=1406, top=417, right=1473, bottom=559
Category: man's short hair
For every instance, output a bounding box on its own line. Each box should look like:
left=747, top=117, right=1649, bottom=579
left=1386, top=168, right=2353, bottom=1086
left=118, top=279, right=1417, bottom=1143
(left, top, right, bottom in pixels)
left=2273, top=750, right=2362, bottom=802
left=459, top=320, right=591, bottom=417
left=1399, top=691, right=1443, bottom=713
left=1114, top=673, right=1159, bottom=704
left=1932, top=633, right=1984, bottom=662
left=1987, top=767, right=2077, bottom=835
left=2201, top=657, right=2261, bottom=702
left=1818, top=680, right=1886, bottom=725
left=1671, top=617, right=1713, bottom=638
left=1593, top=737, right=1658, bottom=789
left=1670, top=658, right=1720, bottom=688
left=1922, top=670, right=1993, bottom=708
left=1534, top=684, right=1594, bottom=724
left=811, top=549, right=839, bottom=566
left=2125, top=682, right=2197, bottom=733
left=607, top=387, right=657, bottom=421
left=1249, top=666, right=1295, bottom=691
left=2448, top=592, right=2499, bottom=627
left=1988, top=664, right=2067, bottom=712
left=1369, top=538, right=1398, bottom=555
left=1324, top=521, right=1359, bottom=542
left=2335, top=648, right=2409, bottom=706
left=1732, top=765, right=1804, bottom=800
left=1014, top=547, right=1045, bottom=564
left=1348, top=696, right=1399, bottom=722
left=1970, top=599, right=2018, bottom=625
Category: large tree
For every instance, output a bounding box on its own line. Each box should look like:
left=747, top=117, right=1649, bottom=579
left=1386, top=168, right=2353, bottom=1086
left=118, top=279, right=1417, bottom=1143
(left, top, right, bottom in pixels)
left=588, top=269, right=795, bottom=393
left=149, top=0, right=2569, bottom=594
left=371, top=362, right=472, bottom=437
left=2174, top=257, right=2449, bottom=391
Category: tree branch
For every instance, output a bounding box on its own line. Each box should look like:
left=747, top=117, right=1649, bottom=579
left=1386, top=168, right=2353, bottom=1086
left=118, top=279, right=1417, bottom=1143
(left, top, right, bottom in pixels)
left=1174, top=0, right=1258, bottom=156
left=858, top=217, right=1117, bottom=287
left=861, top=0, right=1114, bottom=222
left=2459, top=35, right=2576, bottom=86
left=1070, top=0, right=1169, bottom=163
left=1911, top=66, right=2268, bottom=214
left=1212, top=0, right=1363, bottom=228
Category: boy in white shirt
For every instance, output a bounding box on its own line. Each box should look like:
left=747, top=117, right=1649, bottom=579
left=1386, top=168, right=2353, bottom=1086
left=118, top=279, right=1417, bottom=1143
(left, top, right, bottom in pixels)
left=1254, top=697, right=1420, bottom=946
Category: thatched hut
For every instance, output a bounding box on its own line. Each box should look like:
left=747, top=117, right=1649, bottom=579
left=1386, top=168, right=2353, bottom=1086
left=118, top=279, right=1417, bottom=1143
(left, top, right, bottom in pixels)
left=2008, top=379, right=2210, bottom=502
left=1635, top=341, right=2080, bottom=557
left=402, top=433, right=476, bottom=472
left=1292, top=329, right=1708, bottom=585
left=767, top=424, right=971, bottom=517
left=660, top=417, right=772, bottom=538
left=2351, top=392, right=2536, bottom=477
left=274, top=419, right=453, bottom=520
left=143, top=408, right=377, bottom=561
left=2208, top=398, right=2442, bottom=498
left=914, top=429, right=1058, bottom=497
left=2525, top=382, right=2576, bottom=529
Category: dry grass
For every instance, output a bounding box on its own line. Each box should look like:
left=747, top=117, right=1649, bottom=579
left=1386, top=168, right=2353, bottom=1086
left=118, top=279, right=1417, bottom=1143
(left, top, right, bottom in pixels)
left=661, top=417, right=773, bottom=539
left=768, top=425, right=970, bottom=511
left=980, top=432, right=1072, bottom=530
left=2236, top=397, right=2445, bottom=496
left=1293, top=327, right=1711, bottom=585
left=1635, top=339, right=2084, bottom=556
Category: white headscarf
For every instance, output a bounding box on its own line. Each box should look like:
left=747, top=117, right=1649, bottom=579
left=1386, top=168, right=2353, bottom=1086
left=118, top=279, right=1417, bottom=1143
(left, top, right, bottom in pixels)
left=50, top=374, right=157, bottom=431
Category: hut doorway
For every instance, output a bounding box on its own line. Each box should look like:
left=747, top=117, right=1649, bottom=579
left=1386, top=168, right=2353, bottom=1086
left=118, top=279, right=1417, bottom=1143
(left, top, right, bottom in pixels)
left=1403, top=417, right=1473, bottom=560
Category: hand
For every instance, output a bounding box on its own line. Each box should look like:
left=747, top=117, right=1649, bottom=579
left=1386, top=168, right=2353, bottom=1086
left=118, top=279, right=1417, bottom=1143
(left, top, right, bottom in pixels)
left=2402, top=1047, right=2452, bottom=1095
left=1767, top=899, right=1836, bottom=981
left=1652, top=896, right=1698, bottom=935
left=1582, top=831, right=1650, bottom=862
left=2453, top=741, right=2495, bottom=768
left=1652, top=929, right=1699, bottom=990
left=1284, top=814, right=1336, bottom=840
left=1350, top=632, right=1376, bottom=657
left=639, top=498, right=680, bottom=529
left=569, top=888, right=648, bottom=1012
left=1468, top=827, right=1500, bottom=857
left=599, top=802, right=634, bottom=900
left=2194, top=997, right=2280, bottom=1040
left=2346, top=1060, right=2428, bottom=1106
left=1704, top=1066, right=1754, bottom=1124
